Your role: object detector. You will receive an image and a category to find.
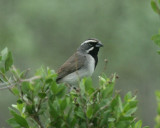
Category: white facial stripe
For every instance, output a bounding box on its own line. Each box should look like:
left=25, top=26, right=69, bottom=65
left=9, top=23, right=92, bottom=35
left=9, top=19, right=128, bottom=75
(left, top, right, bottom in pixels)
left=81, top=40, right=97, bottom=46
left=86, top=47, right=94, bottom=53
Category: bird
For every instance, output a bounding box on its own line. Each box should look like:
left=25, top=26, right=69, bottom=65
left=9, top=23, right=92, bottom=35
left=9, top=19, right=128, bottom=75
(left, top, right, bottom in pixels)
left=56, top=38, right=103, bottom=86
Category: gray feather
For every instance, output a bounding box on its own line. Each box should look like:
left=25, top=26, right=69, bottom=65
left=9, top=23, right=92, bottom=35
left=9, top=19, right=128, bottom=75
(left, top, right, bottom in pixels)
left=56, top=52, right=86, bottom=82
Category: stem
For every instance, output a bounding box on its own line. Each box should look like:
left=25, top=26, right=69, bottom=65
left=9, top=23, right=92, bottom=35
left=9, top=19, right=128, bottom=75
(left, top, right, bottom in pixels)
left=20, top=76, right=41, bottom=82
left=37, top=98, right=43, bottom=112
left=32, top=115, right=44, bottom=128
left=37, top=82, right=46, bottom=112
left=78, top=91, right=89, bottom=127
left=61, top=116, right=70, bottom=128
left=0, top=71, right=14, bottom=93
left=0, top=84, right=15, bottom=90
left=0, top=76, right=41, bottom=91
left=103, top=59, right=108, bottom=73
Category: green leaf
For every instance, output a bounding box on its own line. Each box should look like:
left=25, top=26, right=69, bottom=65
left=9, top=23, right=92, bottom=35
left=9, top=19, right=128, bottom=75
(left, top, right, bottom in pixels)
left=20, top=69, right=29, bottom=78
left=84, top=77, right=92, bottom=88
left=124, top=91, right=132, bottom=101
left=0, top=67, right=5, bottom=73
left=45, top=78, right=53, bottom=83
left=9, top=108, right=29, bottom=128
left=35, top=66, right=46, bottom=78
left=79, top=80, right=85, bottom=95
left=111, top=94, right=119, bottom=108
left=118, top=96, right=123, bottom=112
left=29, top=83, right=34, bottom=91
left=143, top=126, right=150, bottom=128
left=51, top=81, right=58, bottom=94
left=47, top=67, right=57, bottom=78
left=38, top=92, right=46, bottom=98
left=155, top=91, right=160, bottom=98
left=152, top=34, right=160, bottom=47
left=101, top=84, right=114, bottom=98
left=56, top=85, right=66, bottom=97
left=123, top=100, right=138, bottom=113
left=7, top=118, right=21, bottom=128
left=155, top=91, right=160, bottom=115
left=86, top=105, right=93, bottom=119
left=1, top=47, right=8, bottom=61
left=5, top=51, right=13, bottom=71
left=60, top=98, right=67, bottom=111
left=10, top=66, right=20, bottom=78
left=84, top=77, right=95, bottom=95
left=125, top=107, right=137, bottom=116
left=0, top=55, right=2, bottom=61
left=135, top=120, right=142, bottom=128
left=21, top=82, right=30, bottom=94
left=76, top=111, right=85, bottom=120
left=14, top=102, right=24, bottom=114
left=49, top=102, right=59, bottom=119
left=11, top=87, right=20, bottom=96
left=151, top=0, right=160, bottom=14
left=26, top=105, right=34, bottom=114
left=108, top=117, right=115, bottom=122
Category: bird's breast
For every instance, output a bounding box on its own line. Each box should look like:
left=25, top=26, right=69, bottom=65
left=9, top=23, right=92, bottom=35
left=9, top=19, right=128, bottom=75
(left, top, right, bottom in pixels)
left=59, top=54, right=95, bottom=86
left=85, top=54, right=95, bottom=76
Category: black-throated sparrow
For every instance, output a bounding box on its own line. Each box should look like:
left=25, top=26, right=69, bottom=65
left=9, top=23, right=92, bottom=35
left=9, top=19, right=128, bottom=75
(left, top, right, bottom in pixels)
left=56, top=39, right=103, bottom=86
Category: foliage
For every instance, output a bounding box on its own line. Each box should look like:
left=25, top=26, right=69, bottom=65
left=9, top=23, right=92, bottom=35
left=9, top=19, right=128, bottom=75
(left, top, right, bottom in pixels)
left=151, top=0, right=160, bottom=54
left=0, top=48, right=149, bottom=128
left=151, top=1, right=160, bottom=128
left=151, top=0, right=160, bottom=15
left=0, top=1, right=159, bottom=126
left=152, top=30, right=160, bottom=54
left=155, top=91, right=160, bottom=128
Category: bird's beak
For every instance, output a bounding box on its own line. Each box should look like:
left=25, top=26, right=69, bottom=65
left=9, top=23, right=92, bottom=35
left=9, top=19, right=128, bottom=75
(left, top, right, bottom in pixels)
left=96, top=42, right=103, bottom=47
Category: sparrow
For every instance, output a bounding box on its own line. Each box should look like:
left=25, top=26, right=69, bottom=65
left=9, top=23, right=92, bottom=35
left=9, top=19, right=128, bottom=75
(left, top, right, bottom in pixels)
left=56, top=38, right=103, bottom=86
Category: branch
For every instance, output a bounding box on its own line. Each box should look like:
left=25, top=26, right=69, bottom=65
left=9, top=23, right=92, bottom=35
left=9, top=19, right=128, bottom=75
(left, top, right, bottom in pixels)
left=0, top=85, right=15, bottom=90
left=20, top=76, right=41, bottom=82
left=32, top=115, right=44, bottom=128
left=0, top=76, right=41, bottom=90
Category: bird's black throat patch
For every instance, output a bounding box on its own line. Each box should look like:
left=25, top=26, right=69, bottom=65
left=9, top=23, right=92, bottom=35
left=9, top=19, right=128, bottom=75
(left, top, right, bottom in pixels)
left=88, top=47, right=99, bottom=68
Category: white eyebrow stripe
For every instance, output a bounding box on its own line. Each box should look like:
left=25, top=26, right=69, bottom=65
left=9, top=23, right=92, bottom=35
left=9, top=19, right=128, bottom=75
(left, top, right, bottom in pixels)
left=86, top=47, right=94, bottom=53
left=81, top=40, right=97, bottom=46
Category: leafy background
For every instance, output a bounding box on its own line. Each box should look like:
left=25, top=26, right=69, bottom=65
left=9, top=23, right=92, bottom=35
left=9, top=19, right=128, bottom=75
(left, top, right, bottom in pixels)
left=0, top=0, right=160, bottom=127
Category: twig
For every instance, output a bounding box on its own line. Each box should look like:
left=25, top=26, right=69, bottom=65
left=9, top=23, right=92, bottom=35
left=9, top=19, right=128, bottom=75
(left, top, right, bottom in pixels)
left=0, top=71, right=14, bottom=93
left=21, top=68, right=31, bottom=78
left=92, top=93, right=119, bottom=120
left=0, top=85, right=15, bottom=90
left=0, top=82, right=11, bottom=86
left=0, top=80, right=16, bottom=86
left=89, top=88, right=100, bottom=98
left=77, top=91, right=89, bottom=127
left=61, top=116, right=70, bottom=128
left=32, top=115, right=44, bottom=128
left=103, top=59, right=108, bottom=72
left=12, top=65, right=20, bottom=78
left=20, top=76, right=41, bottom=82
left=0, top=76, right=41, bottom=90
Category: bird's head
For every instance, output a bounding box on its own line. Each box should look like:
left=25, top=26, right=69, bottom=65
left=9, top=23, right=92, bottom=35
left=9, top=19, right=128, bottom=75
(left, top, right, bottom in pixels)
left=78, top=38, right=103, bottom=55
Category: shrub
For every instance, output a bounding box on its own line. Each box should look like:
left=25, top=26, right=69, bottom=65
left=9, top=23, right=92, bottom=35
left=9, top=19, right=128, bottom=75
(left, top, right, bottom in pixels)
left=151, top=0, right=160, bottom=54
left=155, top=91, right=160, bottom=128
left=151, top=1, right=160, bottom=127
left=0, top=48, right=148, bottom=128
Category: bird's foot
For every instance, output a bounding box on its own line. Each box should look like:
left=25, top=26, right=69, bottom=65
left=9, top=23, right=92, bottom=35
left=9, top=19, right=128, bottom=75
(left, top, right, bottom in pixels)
left=73, top=87, right=80, bottom=93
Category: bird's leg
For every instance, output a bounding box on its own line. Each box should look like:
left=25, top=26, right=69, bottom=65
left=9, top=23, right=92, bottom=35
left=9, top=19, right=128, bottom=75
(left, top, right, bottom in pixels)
left=73, top=86, right=80, bottom=93
left=65, top=83, right=71, bottom=88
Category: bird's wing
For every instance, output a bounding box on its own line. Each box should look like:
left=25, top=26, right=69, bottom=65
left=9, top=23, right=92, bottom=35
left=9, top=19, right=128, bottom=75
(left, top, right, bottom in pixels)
left=56, top=52, right=86, bottom=82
